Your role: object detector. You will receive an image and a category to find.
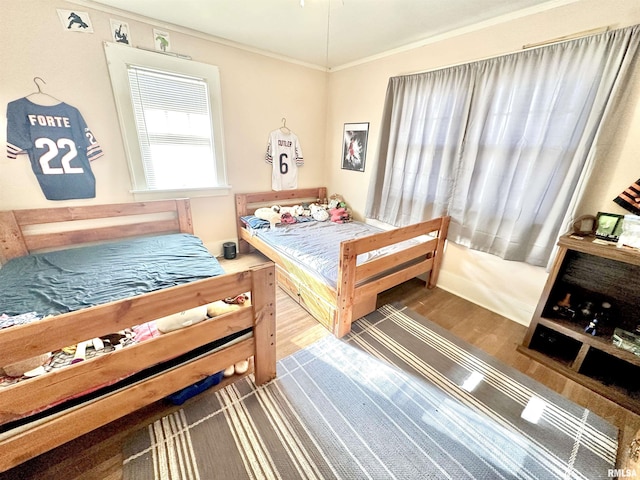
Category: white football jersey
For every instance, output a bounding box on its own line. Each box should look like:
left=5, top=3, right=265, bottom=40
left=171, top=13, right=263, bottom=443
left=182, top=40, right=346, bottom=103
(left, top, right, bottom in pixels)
left=265, top=129, right=303, bottom=191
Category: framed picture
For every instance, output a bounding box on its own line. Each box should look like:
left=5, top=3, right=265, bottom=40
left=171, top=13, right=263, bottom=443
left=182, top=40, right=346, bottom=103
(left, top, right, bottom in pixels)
left=595, top=212, right=624, bottom=242
left=342, top=122, right=369, bottom=172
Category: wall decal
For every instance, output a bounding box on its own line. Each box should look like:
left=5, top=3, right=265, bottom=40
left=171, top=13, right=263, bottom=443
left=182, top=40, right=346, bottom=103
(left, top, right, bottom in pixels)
left=57, top=9, right=94, bottom=33
left=154, top=29, right=171, bottom=52
left=110, top=19, right=131, bottom=45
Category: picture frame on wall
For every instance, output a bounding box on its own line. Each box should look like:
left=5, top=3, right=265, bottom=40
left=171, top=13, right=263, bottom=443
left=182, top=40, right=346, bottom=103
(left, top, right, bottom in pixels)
left=342, top=122, right=369, bottom=172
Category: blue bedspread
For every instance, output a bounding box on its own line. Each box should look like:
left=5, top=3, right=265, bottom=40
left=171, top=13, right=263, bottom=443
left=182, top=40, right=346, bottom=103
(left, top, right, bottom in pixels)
left=0, top=234, right=224, bottom=317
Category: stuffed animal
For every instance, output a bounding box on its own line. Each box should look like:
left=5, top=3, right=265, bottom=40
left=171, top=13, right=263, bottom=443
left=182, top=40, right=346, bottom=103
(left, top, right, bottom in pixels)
left=275, top=205, right=304, bottom=216
left=327, top=194, right=352, bottom=222
left=156, top=305, right=209, bottom=333
left=330, top=207, right=351, bottom=223
left=206, top=293, right=251, bottom=317
left=254, top=206, right=281, bottom=228
left=310, top=203, right=329, bottom=221
left=328, top=193, right=346, bottom=210
left=2, top=352, right=51, bottom=377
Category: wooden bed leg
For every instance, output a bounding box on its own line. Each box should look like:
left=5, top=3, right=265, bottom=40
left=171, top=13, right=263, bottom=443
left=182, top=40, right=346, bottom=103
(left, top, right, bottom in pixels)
left=251, top=263, right=277, bottom=385
left=238, top=238, right=251, bottom=254
left=335, top=242, right=357, bottom=338
left=0, top=211, right=28, bottom=264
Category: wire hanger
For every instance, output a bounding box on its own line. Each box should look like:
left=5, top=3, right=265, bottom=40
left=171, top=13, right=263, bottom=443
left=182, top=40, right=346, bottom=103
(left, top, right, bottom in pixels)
left=26, top=77, right=63, bottom=105
left=279, top=117, right=291, bottom=134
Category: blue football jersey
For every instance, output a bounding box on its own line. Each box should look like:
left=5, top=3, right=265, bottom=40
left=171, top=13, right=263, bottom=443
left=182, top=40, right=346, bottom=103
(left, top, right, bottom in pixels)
left=6, top=98, right=103, bottom=200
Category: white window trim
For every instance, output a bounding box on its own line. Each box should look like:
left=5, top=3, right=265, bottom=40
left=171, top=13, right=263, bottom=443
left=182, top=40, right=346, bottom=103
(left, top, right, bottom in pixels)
left=103, top=41, right=230, bottom=199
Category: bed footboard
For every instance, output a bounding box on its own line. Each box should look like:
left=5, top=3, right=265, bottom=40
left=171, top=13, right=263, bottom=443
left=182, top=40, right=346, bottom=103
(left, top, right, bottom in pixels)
left=335, top=216, right=450, bottom=337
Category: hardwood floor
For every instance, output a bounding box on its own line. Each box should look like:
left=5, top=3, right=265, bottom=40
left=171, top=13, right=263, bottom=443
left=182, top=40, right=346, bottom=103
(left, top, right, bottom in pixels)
left=2, top=253, right=638, bottom=479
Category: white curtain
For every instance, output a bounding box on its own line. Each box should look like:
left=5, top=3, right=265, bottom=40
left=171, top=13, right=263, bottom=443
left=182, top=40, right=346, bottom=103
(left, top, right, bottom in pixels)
left=366, top=25, right=640, bottom=266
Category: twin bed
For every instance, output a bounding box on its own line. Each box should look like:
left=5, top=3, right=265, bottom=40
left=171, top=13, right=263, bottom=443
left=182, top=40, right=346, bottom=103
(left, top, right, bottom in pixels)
left=0, top=199, right=276, bottom=472
left=236, top=187, right=450, bottom=338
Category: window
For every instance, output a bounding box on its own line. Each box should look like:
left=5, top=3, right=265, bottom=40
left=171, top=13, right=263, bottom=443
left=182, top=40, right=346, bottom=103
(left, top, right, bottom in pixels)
left=367, top=26, right=640, bottom=266
left=104, top=42, right=229, bottom=197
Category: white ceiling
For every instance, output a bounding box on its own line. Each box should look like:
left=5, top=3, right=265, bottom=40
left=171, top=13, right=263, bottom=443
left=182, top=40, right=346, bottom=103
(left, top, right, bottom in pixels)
left=87, top=0, right=571, bottom=69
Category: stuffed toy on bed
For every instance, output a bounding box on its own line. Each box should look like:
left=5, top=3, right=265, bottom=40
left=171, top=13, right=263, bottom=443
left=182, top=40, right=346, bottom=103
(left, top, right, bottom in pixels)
left=310, top=204, right=329, bottom=221
left=2, top=352, right=51, bottom=377
left=255, top=205, right=303, bottom=227
left=254, top=206, right=282, bottom=228
left=330, top=207, right=351, bottom=223
left=206, top=293, right=251, bottom=317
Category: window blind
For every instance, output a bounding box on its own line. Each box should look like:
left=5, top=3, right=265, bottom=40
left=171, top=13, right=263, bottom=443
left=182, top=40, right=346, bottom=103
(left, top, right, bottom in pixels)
left=127, top=66, right=217, bottom=190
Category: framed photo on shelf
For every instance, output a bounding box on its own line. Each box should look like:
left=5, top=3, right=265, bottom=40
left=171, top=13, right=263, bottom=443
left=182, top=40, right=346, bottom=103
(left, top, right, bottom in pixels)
left=595, top=212, right=624, bottom=242
left=342, top=122, right=369, bottom=172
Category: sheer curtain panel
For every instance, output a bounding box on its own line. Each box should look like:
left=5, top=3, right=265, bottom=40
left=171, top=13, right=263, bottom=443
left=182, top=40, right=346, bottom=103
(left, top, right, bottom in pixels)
left=366, top=26, right=640, bottom=266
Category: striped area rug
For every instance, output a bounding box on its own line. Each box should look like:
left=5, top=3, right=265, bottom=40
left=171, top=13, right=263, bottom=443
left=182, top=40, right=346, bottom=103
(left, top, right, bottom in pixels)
left=123, top=303, right=618, bottom=480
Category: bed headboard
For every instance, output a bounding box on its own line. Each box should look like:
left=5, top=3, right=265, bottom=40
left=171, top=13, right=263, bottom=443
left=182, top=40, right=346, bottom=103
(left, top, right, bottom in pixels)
left=235, top=187, right=328, bottom=217
left=0, top=198, right=193, bottom=264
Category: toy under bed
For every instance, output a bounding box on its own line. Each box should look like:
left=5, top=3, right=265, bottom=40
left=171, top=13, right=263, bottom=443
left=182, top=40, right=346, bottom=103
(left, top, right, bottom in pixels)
left=0, top=199, right=276, bottom=472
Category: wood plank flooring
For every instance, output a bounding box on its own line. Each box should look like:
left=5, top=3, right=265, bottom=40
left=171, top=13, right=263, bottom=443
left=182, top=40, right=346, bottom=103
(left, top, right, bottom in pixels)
left=2, top=252, right=638, bottom=479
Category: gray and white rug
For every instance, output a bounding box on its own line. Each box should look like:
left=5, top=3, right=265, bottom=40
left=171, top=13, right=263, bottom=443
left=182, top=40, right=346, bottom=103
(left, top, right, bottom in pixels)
left=123, top=303, right=618, bottom=479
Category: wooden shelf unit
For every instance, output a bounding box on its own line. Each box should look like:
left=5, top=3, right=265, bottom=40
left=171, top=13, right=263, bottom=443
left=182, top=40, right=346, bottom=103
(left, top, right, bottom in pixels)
left=518, top=234, right=640, bottom=414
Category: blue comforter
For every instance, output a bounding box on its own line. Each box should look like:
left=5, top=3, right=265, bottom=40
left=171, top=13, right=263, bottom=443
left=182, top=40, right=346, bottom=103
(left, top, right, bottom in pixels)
left=0, top=234, right=224, bottom=317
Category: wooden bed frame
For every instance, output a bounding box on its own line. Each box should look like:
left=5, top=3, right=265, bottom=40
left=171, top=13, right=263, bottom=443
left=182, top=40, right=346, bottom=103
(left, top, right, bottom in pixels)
left=236, top=187, right=449, bottom=338
left=0, top=199, right=276, bottom=472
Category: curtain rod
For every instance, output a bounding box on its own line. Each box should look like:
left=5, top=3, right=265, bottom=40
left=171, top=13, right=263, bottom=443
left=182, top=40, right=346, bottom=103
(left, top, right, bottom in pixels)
left=404, top=24, right=613, bottom=77
left=522, top=26, right=610, bottom=50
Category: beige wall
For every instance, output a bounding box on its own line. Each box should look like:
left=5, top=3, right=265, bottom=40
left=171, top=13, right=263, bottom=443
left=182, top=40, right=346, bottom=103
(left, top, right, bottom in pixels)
left=3, top=0, right=639, bottom=326
left=0, top=0, right=328, bottom=255
left=325, top=0, right=640, bottom=325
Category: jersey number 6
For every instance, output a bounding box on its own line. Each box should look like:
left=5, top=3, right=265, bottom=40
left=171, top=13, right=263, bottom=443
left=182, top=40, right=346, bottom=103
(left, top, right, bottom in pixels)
left=279, top=153, right=289, bottom=175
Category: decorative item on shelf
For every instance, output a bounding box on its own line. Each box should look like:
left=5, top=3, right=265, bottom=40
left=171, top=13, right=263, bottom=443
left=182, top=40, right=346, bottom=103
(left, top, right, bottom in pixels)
left=617, top=214, right=640, bottom=250
left=584, top=319, right=598, bottom=336
left=571, top=214, right=597, bottom=237
left=612, top=327, right=640, bottom=356
left=581, top=301, right=614, bottom=336
left=578, top=301, right=596, bottom=320
left=552, top=292, right=575, bottom=319
left=595, top=212, right=624, bottom=242
left=594, top=301, right=612, bottom=325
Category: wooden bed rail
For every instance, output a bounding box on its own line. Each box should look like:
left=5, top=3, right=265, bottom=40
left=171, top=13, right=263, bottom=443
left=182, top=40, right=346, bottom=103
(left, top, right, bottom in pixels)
left=0, top=262, right=276, bottom=472
left=0, top=199, right=192, bottom=264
